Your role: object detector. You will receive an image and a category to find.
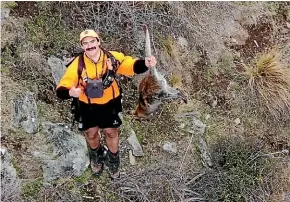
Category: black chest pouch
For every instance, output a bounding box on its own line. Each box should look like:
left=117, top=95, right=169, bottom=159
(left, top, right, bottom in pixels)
left=85, top=78, right=104, bottom=98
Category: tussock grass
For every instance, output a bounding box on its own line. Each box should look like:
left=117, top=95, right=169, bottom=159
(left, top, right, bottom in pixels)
left=242, top=49, right=290, bottom=120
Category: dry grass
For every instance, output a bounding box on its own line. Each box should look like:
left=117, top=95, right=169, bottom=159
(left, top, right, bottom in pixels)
left=108, top=162, right=198, bottom=202
left=242, top=49, right=290, bottom=120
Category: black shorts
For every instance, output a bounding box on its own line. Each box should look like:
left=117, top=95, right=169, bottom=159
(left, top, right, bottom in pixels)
left=78, top=96, right=123, bottom=131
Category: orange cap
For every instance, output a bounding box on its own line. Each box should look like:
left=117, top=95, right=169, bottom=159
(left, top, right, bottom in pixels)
left=79, top=29, right=99, bottom=42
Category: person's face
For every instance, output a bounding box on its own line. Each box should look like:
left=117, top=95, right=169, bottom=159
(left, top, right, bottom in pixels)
left=81, top=36, right=100, bottom=57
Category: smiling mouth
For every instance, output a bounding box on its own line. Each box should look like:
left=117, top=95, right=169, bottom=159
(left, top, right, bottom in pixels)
left=86, top=47, right=96, bottom=51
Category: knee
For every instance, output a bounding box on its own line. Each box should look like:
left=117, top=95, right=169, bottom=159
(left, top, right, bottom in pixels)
left=85, top=127, right=99, bottom=140
left=104, top=128, right=119, bottom=138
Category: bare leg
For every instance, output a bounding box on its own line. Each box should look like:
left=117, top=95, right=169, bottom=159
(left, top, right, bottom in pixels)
left=103, top=128, right=119, bottom=153
left=84, top=126, right=100, bottom=149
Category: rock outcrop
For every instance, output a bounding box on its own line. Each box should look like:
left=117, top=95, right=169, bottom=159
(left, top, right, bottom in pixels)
left=33, top=122, right=89, bottom=181
left=11, top=91, right=38, bottom=134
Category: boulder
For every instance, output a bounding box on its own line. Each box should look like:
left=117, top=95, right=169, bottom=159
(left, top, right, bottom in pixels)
left=35, top=122, right=89, bottom=181
left=0, top=147, right=21, bottom=202
left=11, top=91, right=38, bottom=134
left=127, top=128, right=144, bottom=157
left=47, top=56, right=67, bottom=85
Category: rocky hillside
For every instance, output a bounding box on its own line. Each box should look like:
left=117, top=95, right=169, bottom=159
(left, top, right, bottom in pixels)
left=1, top=1, right=290, bottom=202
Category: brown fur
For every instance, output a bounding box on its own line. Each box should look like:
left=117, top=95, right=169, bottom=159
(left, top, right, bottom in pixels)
left=133, top=71, right=161, bottom=117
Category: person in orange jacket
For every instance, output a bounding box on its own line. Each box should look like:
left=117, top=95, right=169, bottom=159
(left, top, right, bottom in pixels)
left=56, top=29, right=157, bottom=179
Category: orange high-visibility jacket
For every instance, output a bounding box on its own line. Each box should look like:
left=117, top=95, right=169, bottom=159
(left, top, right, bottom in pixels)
left=56, top=50, right=145, bottom=104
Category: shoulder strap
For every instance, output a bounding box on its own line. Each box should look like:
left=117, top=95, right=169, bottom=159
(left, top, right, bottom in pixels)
left=65, top=48, right=84, bottom=68
left=100, top=47, right=120, bottom=72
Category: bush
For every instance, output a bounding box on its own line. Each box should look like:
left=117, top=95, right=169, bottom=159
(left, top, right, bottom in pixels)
left=242, top=49, right=290, bottom=120
left=189, top=137, right=288, bottom=201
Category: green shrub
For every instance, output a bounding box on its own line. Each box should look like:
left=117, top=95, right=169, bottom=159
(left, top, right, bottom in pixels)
left=22, top=179, right=43, bottom=200
left=189, top=137, right=286, bottom=201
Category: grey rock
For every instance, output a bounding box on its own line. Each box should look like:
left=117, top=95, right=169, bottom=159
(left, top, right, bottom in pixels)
left=1, top=149, right=21, bottom=202
left=11, top=99, right=23, bottom=128
left=178, top=112, right=211, bottom=167
left=162, top=141, right=177, bottom=154
left=38, top=122, right=89, bottom=181
left=11, top=92, right=38, bottom=134
left=127, top=129, right=144, bottom=157
left=284, top=192, right=290, bottom=202
left=191, top=115, right=206, bottom=135
left=47, top=56, right=67, bottom=85
left=177, top=112, right=206, bottom=135
left=210, top=99, right=218, bottom=108
left=233, top=118, right=241, bottom=125
left=21, top=92, right=38, bottom=133
left=1, top=8, right=10, bottom=20
left=198, top=135, right=213, bottom=168
left=128, top=150, right=136, bottom=165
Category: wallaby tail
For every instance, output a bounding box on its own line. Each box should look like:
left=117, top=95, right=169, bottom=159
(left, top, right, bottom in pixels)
left=143, top=24, right=151, bottom=58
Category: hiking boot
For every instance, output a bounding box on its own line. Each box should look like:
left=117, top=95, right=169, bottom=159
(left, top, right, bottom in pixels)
left=90, top=160, right=104, bottom=176
left=105, top=150, right=120, bottom=180
left=88, top=146, right=105, bottom=177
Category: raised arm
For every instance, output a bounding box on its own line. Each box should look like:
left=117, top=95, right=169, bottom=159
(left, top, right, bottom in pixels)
left=110, top=51, right=149, bottom=77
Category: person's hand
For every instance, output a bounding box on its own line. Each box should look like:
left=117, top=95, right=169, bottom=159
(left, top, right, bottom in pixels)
left=69, top=85, right=82, bottom=98
left=145, top=56, right=157, bottom=68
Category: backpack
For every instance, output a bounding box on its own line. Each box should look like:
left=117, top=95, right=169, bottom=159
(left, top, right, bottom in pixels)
left=66, top=47, right=121, bottom=128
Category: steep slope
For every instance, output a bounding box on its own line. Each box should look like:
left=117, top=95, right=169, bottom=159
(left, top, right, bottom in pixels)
left=1, top=1, right=290, bottom=201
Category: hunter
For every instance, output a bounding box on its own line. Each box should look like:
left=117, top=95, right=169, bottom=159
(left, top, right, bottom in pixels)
left=56, top=29, right=157, bottom=179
